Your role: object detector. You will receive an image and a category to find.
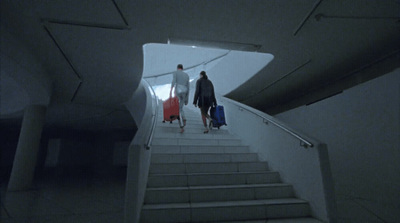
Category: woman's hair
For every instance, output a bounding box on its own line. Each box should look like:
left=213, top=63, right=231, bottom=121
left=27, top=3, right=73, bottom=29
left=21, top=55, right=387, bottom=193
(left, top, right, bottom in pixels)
left=200, top=71, right=208, bottom=80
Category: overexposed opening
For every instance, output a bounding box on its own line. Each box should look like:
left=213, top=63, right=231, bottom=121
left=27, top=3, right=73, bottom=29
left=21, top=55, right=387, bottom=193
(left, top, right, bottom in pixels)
left=143, top=43, right=273, bottom=101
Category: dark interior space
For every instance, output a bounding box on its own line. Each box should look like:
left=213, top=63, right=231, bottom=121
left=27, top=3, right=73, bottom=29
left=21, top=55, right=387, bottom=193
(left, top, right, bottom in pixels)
left=1, top=122, right=136, bottom=186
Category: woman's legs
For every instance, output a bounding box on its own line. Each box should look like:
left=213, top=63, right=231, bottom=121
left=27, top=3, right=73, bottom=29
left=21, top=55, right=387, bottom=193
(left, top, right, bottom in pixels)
left=200, top=106, right=211, bottom=133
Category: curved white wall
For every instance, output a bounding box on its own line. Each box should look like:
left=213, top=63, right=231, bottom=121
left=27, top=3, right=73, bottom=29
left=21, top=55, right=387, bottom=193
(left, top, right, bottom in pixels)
left=123, top=79, right=158, bottom=223
left=207, top=51, right=273, bottom=95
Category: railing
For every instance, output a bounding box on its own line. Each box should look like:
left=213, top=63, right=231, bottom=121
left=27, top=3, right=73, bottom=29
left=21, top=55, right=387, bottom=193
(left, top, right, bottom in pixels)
left=222, top=96, right=336, bottom=222
left=143, top=51, right=230, bottom=79
left=222, top=97, right=313, bottom=148
left=143, top=79, right=159, bottom=150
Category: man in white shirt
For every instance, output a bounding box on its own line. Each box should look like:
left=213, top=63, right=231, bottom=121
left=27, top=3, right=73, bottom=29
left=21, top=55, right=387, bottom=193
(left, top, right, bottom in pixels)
left=170, top=64, right=190, bottom=133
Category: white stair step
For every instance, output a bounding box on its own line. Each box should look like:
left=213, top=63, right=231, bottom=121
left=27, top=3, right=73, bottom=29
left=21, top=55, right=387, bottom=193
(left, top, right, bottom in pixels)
left=154, top=131, right=239, bottom=139
left=147, top=171, right=281, bottom=187
left=152, top=138, right=241, bottom=146
left=140, top=198, right=310, bottom=223
left=155, top=125, right=229, bottom=134
left=156, top=121, right=210, bottom=128
left=157, top=120, right=205, bottom=126
left=210, top=221, right=266, bottom=223
left=210, top=218, right=323, bottom=223
left=156, top=120, right=228, bottom=128
left=145, top=184, right=294, bottom=204
left=151, top=145, right=250, bottom=154
left=151, top=153, right=259, bottom=164
left=158, top=110, right=200, bottom=116
left=149, top=162, right=269, bottom=174
left=155, top=125, right=230, bottom=132
left=267, top=218, right=323, bottom=223
left=157, top=117, right=201, bottom=121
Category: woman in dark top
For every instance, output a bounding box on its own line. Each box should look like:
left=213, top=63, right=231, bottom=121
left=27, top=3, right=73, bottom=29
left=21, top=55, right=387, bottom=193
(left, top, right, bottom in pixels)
left=193, top=71, right=217, bottom=133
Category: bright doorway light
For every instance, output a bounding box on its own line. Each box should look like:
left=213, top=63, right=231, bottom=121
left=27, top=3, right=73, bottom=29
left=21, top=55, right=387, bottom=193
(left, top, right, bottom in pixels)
left=153, top=83, right=172, bottom=101
left=142, top=43, right=274, bottom=97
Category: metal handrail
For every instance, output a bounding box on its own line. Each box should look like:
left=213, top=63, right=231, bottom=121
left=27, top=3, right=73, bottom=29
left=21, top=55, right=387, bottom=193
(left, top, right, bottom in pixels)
left=144, top=79, right=159, bottom=150
left=143, top=51, right=230, bottom=79
left=224, top=98, right=314, bottom=148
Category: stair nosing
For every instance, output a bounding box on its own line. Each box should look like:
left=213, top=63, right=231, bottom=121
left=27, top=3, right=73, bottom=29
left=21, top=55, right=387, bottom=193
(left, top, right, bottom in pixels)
left=150, top=161, right=268, bottom=168
left=151, top=144, right=249, bottom=148
left=150, top=160, right=265, bottom=165
left=146, top=183, right=292, bottom=191
left=148, top=171, right=278, bottom=177
left=150, top=161, right=267, bottom=165
left=142, top=198, right=308, bottom=210
left=151, top=152, right=257, bottom=155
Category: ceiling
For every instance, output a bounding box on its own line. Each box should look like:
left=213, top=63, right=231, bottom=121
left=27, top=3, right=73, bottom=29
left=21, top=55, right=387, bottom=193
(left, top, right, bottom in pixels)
left=1, top=0, right=399, bottom=129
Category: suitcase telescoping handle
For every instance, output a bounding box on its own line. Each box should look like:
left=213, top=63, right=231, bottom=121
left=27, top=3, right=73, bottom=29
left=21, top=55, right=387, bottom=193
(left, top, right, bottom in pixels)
left=169, top=92, right=177, bottom=106
left=169, top=92, right=173, bottom=105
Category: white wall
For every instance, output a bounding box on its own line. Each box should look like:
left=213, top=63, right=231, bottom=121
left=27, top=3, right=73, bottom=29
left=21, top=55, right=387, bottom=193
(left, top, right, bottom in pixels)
left=222, top=96, right=336, bottom=222
left=275, top=69, right=400, bottom=222
left=124, top=80, right=158, bottom=223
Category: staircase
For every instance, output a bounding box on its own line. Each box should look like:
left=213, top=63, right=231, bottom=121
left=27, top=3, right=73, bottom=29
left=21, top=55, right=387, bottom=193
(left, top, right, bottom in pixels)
left=140, top=106, right=322, bottom=223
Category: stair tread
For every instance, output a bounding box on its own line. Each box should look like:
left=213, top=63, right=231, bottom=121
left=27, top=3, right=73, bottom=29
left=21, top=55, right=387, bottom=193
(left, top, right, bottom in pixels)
left=266, top=218, right=323, bottom=223
left=150, top=161, right=268, bottom=166
left=154, top=132, right=235, bottom=135
left=156, top=124, right=222, bottom=128
left=142, top=198, right=308, bottom=210
left=153, top=136, right=239, bottom=140
left=150, top=161, right=267, bottom=164
left=151, top=153, right=258, bottom=158
left=151, top=145, right=248, bottom=150
left=152, top=137, right=240, bottom=141
left=152, top=144, right=248, bottom=147
left=212, top=218, right=322, bottom=223
left=149, top=171, right=277, bottom=177
left=147, top=183, right=292, bottom=191
left=152, top=152, right=256, bottom=155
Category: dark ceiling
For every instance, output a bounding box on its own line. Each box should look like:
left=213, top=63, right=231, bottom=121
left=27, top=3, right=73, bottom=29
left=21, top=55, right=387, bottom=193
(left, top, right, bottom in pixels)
left=1, top=0, right=399, bottom=129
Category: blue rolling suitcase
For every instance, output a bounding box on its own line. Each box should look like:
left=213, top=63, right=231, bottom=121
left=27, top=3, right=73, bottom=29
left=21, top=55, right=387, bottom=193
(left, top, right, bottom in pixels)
left=210, top=105, right=227, bottom=129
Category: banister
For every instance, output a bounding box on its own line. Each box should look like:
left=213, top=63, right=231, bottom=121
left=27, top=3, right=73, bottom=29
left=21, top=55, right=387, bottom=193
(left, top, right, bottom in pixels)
left=223, top=97, right=313, bottom=148
left=143, top=51, right=230, bottom=79
left=143, top=79, right=159, bottom=150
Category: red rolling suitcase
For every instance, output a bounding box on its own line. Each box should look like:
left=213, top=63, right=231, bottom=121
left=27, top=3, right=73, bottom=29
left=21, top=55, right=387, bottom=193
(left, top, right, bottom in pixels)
left=163, top=96, right=180, bottom=123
